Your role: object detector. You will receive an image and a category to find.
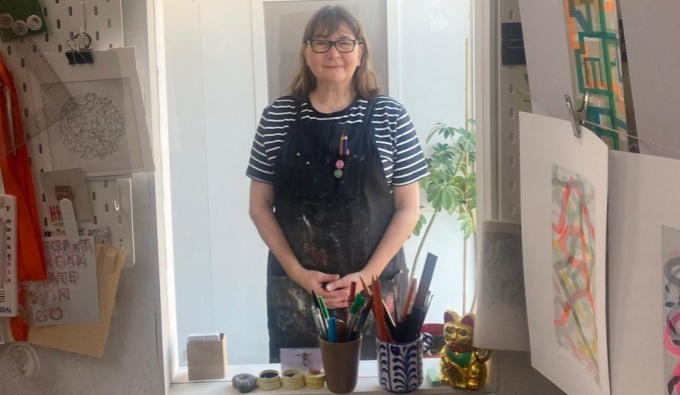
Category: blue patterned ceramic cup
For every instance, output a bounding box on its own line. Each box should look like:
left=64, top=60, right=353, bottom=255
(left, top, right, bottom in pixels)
left=376, top=333, right=433, bottom=393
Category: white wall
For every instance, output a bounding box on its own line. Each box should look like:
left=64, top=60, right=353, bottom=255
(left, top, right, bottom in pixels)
left=163, top=0, right=266, bottom=366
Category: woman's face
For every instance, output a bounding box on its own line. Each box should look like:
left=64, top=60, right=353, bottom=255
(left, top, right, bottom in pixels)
left=304, top=22, right=363, bottom=90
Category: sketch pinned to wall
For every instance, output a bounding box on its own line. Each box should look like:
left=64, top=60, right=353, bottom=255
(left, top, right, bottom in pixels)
left=29, top=244, right=125, bottom=358
left=551, top=164, right=600, bottom=383
left=607, top=151, right=680, bottom=394
left=30, top=48, right=153, bottom=177
left=563, top=0, right=628, bottom=150
left=519, top=112, right=610, bottom=395
left=28, top=235, right=98, bottom=327
left=59, top=92, right=125, bottom=159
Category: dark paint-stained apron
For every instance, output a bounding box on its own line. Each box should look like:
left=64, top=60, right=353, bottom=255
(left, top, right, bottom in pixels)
left=267, top=98, right=407, bottom=362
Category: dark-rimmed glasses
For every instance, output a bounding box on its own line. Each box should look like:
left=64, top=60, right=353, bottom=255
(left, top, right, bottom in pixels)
left=305, top=39, right=362, bottom=53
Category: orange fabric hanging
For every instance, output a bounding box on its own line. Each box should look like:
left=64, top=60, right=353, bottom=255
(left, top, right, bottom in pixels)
left=0, top=55, right=47, bottom=340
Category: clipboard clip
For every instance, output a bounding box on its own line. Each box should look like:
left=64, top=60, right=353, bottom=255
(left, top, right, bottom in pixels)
left=564, top=91, right=590, bottom=138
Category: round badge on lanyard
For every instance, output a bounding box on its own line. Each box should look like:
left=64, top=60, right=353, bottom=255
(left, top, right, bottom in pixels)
left=334, top=159, right=344, bottom=178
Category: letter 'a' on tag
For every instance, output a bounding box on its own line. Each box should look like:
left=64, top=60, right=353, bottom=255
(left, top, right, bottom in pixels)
left=59, top=198, right=80, bottom=245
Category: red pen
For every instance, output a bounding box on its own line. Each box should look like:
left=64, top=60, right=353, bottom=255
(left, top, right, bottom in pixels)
left=348, top=281, right=356, bottom=306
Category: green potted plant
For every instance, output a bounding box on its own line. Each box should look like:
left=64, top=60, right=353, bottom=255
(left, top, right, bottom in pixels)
left=411, top=120, right=477, bottom=308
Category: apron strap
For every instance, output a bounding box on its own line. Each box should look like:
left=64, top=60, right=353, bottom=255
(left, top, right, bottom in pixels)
left=294, top=97, right=303, bottom=119
left=362, top=97, right=377, bottom=124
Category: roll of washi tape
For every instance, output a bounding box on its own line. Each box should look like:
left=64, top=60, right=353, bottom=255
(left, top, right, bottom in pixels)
left=281, top=368, right=305, bottom=390
left=257, top=369, right=281, bottom=391
left=304, top=370, right=326, bottom=389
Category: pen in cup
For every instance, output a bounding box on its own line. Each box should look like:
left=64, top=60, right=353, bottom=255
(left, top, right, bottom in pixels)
left=317, top=296, right=329, bottom=321
left=328, top=317, right=337, bottom=342
left=311, top=306, right=327, bottom=340
left=354, top=296, right=373, bottom=335
left=347, top=281, right=356, bottom=319
left=312, top=291, right=329, bottom=335
left=344, top=296, right=361, bottom=342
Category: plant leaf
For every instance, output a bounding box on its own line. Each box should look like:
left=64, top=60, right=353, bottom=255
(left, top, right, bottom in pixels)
left=412, top=214, right=427, bottom=236
left=414, top=121, right=477, bottom=244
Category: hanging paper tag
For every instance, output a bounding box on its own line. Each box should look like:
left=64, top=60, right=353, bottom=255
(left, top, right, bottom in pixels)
left=59, top=198, right=80, bottom=245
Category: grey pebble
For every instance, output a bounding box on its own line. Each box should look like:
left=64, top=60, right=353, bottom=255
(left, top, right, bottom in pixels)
left=232, top=373, right=258, bottom=393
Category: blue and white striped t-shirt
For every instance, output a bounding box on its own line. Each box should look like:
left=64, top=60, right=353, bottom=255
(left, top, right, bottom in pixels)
left=246, top=95, right=429, bottom=186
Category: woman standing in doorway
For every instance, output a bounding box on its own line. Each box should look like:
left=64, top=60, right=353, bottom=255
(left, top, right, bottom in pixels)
left=247, top=4, right=428, bottom=362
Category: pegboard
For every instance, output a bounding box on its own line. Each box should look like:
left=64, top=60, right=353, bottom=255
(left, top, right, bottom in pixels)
left=0, top=0, right=134, bottom=267
left=497, top=0, right=530, bottom=224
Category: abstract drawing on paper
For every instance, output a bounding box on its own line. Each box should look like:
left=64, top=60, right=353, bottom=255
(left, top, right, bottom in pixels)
left=663, top=226, right=680, bottom=395
left=551, top=164, right=600, bottom=384
left=31, top=47, right=153, bottom=177
left=563, top=0, right=628, bottom=151
left=520, top=111, right=610, bottom=395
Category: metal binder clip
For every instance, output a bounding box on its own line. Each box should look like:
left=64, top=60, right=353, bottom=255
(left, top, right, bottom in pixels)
left=564, top=91, right=590, bottom=138
left=65, top=31, right=93, bottom=65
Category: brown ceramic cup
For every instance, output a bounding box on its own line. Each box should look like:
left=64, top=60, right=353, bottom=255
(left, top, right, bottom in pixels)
left=318, top=334, right=362, bottom=393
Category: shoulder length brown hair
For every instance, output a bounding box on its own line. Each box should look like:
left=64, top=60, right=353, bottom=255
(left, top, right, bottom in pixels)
left=288, top=5, right=382, bottom=100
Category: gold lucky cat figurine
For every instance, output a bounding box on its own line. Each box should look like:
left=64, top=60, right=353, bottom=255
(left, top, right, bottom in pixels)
left=439, top=311, right=491, bottom=390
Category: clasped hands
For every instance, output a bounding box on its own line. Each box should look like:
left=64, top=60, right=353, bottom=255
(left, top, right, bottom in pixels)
left=292, top=267, right=375, bottom=309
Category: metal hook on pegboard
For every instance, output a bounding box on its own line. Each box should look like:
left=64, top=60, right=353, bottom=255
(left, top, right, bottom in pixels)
left=86, top=177, right=135, bottom=268
left=64, top=0, right=93, bottom=64
left=113, top=178, right=121, bottom=212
